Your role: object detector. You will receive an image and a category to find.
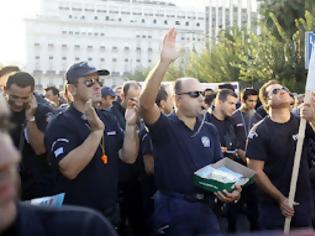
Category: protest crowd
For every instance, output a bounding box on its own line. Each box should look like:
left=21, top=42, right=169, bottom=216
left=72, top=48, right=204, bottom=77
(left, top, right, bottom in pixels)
left=1, top=28, right=315, bottom=236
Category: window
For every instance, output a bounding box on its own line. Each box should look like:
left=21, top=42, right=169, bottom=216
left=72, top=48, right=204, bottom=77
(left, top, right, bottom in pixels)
left=148, top=59, right=152, bottom=63
left=124, top=46, right=130, bottom=51
left=48, top=43, right=54, bottom=47
left=81, top=15, right=85, bottom=19
left=75, top=57, right=80, bottom=61
left=69, top=15, right=72, bottom=19
left=75, top=32, right=80, bottom=35
left=100, top=58, right=105, bottom=62
left=164, top=20, right=168, bottom=25
left=112, top=58, right=117, bottom=62
left=175, top=21, right=180, bottom=25
left=185, top=22, right=189, bottom=26
left=136, top=47, right=141, bottom=51
left=62, top=57, right=67, bottom=60
left=141, top=19, right=145, bottom=23
left=124, top=59, right=129, bottom=62
left=69, top=31, right=73, bottom=35
left=88, top=57, right=92, bottom=61
left=105, top=16, right=109, bottom=20
left=94, top=32, right=98, bottom=36
left=136, top=59, right=141, bottom=63
left=142, top=35, right=146, bottom=38
left=74, top=45, right=80, bottom=49
left=49, top=56, right=54, bottom=60
left=118, top=18, right=122, bottom=22
left=153, top=19, right=157, bottom=24
left=62, top=44, right=67, bottom=48
left=87, top=45, right=93, bottom=49
left=148, top=48, right=153, bottom=52
left=34, top=43, right=40, bottom=46
left=136, top=35, right=140, bottom=38
left=94, top=16, right=98, bottom=20
left=100, top=46, right=106, bottom=50
left=100, top=33, right=105, bottom=36
left=62, top=30, right=67, bottom=34
left=148, top=35, right=152, bottom=39
left=35, top=56, right=40, bottom=59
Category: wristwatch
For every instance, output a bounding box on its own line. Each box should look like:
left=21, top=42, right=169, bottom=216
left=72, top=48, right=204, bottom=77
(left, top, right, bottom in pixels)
left=27, top=116, right=36, bottom=122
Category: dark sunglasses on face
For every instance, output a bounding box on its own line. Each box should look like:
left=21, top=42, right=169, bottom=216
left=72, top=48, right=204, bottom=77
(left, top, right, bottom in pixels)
left=268, top=87, right=290, bottom=97
left=176, top=91, right=205, bottom=98
left=83, top=78, right=103, bottom=88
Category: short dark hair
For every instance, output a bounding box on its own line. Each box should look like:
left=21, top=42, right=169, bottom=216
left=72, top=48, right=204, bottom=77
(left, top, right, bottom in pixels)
left=174, top=79, right=183, bottom=94
left=218, top=83, right=235, bottom=92
left=156, top=84, right=168, bottom=107
left=6, top=72, right=35, bottom=91
left=216, top=89, right=238, bottom=102
left=122, top=81, right=141, bottom=95
left=45, top=86, right=60, bottom=96
left=204, top=92, right=217, bottom=107
left=241, top=88, right=258, bottom=101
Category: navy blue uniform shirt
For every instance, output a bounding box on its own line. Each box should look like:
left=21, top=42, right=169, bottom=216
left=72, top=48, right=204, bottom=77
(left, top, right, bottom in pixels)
left=147, top=113, right=222, bottom=194
left=246, top=115, right=315, bottom=205
left=44, top=105, right=124, bottom=211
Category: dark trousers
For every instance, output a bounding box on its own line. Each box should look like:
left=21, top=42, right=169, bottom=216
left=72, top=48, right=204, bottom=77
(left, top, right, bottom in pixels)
left=118, top=181, right=149, bottom=236
left=152, top=192, right=220, bottom=236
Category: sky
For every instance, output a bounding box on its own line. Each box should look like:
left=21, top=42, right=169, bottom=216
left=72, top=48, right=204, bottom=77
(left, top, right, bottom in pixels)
left=0, top=0, right=206, bottom=67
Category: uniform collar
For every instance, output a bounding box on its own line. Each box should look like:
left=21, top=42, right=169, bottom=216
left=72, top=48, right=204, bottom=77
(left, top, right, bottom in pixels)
left=170, top=113, right=203, bottom=133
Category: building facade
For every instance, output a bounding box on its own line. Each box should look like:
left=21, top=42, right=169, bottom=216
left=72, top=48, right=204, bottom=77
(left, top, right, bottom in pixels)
left=205, top=0, right=261, bottom=45
left=25, top=0, right=205, bottom=89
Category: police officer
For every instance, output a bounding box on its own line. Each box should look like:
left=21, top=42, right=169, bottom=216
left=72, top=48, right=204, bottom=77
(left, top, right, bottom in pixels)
left=140, top=28, right=241, bottom=235
left=0, top=99, right=117, bottom=236
left=247, top=80, right=315, bottom=230
left=4, top=72, right=55, bottom=200
left=44, top=62, right=139, bottom=227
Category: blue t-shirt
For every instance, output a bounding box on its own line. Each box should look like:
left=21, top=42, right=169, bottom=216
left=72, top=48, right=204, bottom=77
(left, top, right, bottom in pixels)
left=44, top=105, right=124, bottom=211
left=246, top=115, right=315, bottom=205
left=147, top=113, right=222, bottom=194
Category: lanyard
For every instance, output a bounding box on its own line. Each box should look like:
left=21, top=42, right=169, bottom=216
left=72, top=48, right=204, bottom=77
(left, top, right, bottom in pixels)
left=100, top=136, right=108, bottom=165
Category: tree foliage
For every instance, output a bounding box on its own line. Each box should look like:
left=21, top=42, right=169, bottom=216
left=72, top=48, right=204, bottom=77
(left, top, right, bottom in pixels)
left=128, top=5, right=314, bottom=93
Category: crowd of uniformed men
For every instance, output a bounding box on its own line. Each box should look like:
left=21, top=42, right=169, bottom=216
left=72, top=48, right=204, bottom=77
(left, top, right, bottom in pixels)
left=1, top=28, right=315, bottom=236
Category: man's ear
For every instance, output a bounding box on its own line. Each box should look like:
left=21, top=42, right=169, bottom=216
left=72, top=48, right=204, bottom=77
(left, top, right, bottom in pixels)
left=67, top=84, right=76, bottom=97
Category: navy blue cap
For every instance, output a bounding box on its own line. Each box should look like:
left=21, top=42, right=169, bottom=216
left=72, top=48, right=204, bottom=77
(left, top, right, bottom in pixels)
left=101, top=86, right=116, bottom=97
left=65, top=61, right=110, bottom=84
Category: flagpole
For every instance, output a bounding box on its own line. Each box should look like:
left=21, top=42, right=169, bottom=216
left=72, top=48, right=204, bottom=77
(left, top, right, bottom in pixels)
left=284, top=47, right=315, bottom=233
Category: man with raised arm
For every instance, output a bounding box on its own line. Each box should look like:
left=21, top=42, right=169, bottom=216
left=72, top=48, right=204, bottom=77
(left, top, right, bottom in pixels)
left=139, top=28, right=241, bottom=235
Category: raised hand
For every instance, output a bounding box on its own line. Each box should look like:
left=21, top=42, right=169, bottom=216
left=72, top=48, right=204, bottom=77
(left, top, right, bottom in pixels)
left=84, top=100, right=105, bottom=132
left=125, top=97, right=140, bottom=126
left=161, top=28, right=182, bottom=63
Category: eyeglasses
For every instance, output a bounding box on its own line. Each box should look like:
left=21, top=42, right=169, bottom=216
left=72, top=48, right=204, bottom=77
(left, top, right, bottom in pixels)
left=176, top=91, right=205, bottom=98
left=268, top=87, right=290, bottom=97
left=83, top=78, right=103, bottom=88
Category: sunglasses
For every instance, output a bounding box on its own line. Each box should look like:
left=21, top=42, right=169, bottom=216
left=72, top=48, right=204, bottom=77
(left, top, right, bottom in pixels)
left=268, top=87, right=290, bottom=97
left=176, top=91, right=205, bottom=98
left=83, top=78, right=103, bottom=88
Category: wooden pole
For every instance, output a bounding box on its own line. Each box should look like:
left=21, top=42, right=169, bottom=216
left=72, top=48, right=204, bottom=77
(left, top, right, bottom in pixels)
left=284, top=45, right=315, bottom=233
left=284, top=90, right=312, bottom=233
